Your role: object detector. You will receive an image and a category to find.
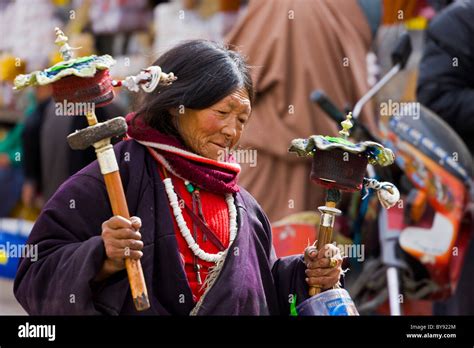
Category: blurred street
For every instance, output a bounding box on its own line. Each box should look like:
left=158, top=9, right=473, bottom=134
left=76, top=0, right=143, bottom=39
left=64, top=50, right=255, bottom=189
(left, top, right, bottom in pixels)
left=0, top=277, right=26, bottom=314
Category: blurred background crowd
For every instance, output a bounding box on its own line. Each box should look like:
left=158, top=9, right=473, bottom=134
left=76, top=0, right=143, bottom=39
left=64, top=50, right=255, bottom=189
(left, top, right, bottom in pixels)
left=0, top=0, right=473, bottom=316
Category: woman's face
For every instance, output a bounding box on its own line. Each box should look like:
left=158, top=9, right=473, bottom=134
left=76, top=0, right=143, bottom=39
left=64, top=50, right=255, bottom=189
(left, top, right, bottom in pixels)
left=175, top=88, right=251, bottom=161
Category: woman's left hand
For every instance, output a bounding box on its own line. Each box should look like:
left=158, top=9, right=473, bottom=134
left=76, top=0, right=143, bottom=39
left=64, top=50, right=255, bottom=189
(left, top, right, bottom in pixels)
left=304, top=243, right=343, bottom=290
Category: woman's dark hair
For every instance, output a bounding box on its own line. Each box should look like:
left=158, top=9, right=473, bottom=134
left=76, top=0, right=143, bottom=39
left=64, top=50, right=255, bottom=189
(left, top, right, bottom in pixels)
left=133, top=40, right=254, bottom=138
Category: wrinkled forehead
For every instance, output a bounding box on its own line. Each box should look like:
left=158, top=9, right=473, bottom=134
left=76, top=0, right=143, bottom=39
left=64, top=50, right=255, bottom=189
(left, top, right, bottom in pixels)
left=217, top=88, right=251, bottom=114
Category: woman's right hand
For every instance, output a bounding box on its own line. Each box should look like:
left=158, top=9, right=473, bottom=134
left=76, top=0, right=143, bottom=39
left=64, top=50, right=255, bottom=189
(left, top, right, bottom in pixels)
left=96, top=215, right=143, bottom=281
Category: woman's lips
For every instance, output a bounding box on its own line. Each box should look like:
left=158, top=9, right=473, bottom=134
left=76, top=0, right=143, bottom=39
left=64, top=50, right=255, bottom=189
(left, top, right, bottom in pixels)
left=211, top=142, right=228, bottom=149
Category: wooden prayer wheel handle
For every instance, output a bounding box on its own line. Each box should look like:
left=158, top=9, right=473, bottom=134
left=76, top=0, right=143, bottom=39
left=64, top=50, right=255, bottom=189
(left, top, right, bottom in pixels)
left=104, top=171, right=150, bottom=311
left=309, top=198, right=341, bottom=297
left=78, top=111, right=149, bottom=311
left=309, top=224, right=333, bottom=296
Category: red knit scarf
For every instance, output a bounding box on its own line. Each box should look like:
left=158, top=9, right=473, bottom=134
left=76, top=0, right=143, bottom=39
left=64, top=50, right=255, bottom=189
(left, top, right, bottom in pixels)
left=125, top=112, right=240, bottom=194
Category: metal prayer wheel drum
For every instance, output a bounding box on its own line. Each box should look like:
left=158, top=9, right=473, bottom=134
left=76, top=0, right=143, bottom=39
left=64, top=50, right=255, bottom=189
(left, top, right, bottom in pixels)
left=13, top=27, right=118, bottom=110
left=289, top=113, right=398, bottom=316
left=51, top=69, right=115, bottom=108
left=296, top=288, right=359, bottom=316
left=311, top=148, right=368, bottom=192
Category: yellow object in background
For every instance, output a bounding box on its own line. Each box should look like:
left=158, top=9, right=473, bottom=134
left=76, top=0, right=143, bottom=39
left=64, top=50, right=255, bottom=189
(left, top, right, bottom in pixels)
left=52, top=0, right=70, bottom=7
left=0, top=55, right=26, bottom=83
left=383, top=0, right=418, bottom=25
left=405, top=16, right=428, bottom=30
left=0, top=250, right=7, bottom=265
left=49, top=51, right=63, bottom=66
left=10, top=201, right=41, bottom=223
left=69, top=32, right=95, bottom=57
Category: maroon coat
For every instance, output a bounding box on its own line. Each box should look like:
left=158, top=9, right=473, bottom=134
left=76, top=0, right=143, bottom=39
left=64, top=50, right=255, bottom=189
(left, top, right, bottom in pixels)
left=14, top=140, right=309, bottom=315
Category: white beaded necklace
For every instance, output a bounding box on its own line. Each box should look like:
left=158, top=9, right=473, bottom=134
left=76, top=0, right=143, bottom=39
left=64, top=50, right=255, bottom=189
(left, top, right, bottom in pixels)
left=163, top=177, right=238, bottom=263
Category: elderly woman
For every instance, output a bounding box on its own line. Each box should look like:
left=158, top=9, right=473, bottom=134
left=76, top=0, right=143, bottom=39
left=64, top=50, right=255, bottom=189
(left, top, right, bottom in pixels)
left=14, top=40, right=343, bottom=315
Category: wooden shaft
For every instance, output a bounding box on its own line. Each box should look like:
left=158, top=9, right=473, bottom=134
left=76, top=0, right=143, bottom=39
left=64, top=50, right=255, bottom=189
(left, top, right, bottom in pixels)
left=309, top=192, right=340, bottom=297
left=103, top=172, right=150, bottom=311
left=309, top=214, right=335, bottom=297
left=83, top=109, right=149, bottom=310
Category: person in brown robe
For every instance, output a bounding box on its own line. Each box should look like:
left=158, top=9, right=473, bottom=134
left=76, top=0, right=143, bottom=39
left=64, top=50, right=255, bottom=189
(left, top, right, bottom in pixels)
left=226, top=0, right=378, bottom=222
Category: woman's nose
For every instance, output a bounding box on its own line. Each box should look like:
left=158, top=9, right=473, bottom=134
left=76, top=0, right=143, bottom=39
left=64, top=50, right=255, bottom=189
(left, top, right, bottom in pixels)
left=222, top=123, right=237, bottom=140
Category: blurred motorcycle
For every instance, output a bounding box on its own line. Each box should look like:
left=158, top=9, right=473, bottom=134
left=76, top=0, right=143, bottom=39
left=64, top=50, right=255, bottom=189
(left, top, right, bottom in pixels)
left=310, top=33, right=474, bottom=315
